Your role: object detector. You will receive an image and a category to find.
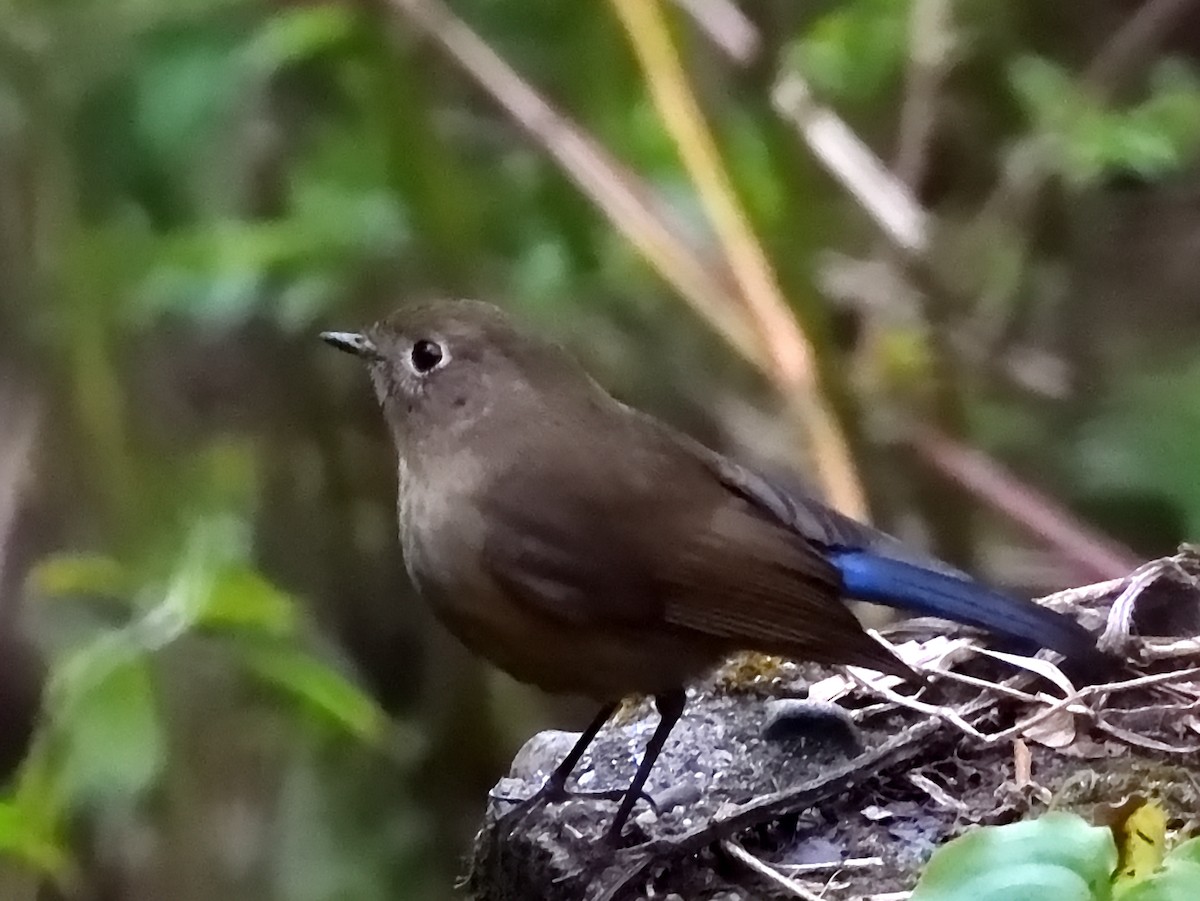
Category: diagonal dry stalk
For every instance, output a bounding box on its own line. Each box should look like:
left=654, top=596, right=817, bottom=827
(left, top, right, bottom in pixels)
left=670, top=0, right=1145, bottom=580
left=607, top=0, right=867, bottom=518
left=909, top=426, right=1141, bottom=578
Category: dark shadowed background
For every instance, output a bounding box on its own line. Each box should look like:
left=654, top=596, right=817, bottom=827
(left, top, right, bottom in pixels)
left=1, top=0, right=1198, bottom=898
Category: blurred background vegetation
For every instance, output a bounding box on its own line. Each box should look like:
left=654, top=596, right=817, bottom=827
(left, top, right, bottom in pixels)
left=1, top=0, right=1199, bottom=898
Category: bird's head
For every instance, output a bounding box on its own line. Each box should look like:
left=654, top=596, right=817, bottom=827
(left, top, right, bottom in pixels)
left=321, top=299, right=590, bottom=458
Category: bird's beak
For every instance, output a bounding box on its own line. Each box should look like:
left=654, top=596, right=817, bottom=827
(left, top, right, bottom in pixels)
left=320, top=331, right=381, bottom=360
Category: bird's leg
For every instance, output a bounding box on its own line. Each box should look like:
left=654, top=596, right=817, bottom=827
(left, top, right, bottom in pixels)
left=540, top=701, right=618, bottom=801
left=493, top=702, right=632, bottom=810
left=603, top=688, right=686, bottom=846
left=492, top=699, right=657, bottom=828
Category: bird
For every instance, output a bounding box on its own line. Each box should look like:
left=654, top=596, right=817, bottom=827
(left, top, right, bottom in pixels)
left=320, top=298, right=1101, bottom=844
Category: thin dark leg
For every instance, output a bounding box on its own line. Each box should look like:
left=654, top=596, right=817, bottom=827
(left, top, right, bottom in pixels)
left=491, top=698, right=659, bottom=840
left=491, top=704, right=619, bottom=851
left=543, top=701, right=618, bottom=797
left=492, top=700, right=651, bottom=808
left=604, top=688, right=687, bottom=845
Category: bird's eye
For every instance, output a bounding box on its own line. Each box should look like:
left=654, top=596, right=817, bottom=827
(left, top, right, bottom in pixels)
left=410, top=339, right=445, bottom=374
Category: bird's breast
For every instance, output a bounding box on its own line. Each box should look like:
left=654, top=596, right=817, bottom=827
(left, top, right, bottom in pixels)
left=397, top=480, right=721, bottom=699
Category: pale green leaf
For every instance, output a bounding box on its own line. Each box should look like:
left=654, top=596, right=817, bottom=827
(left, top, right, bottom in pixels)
left=27, top=553, right=130, bottom=601
left=1009, top=55, right=1081, bottom=134
left=200, top=567, right=298, bottom=637
left=239, top=644, right=385, bottom=743
left=791, top=0, right=909, bottom=103
left=911, top=812, right=1117, bottom=901
left=0, top=798, right=67, bottom=875
left=53, top=657, right=164, bottom=806
left=1117, top=837, right=1200, bottom=901
left=242, top=4, right=361, bottom=75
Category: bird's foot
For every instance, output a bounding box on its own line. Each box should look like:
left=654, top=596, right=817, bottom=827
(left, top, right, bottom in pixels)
left=490, top=778, right=658, bottom=815
left=600, top=819, right=640, bottom=849
left=490, top=777, right=659, bottom=842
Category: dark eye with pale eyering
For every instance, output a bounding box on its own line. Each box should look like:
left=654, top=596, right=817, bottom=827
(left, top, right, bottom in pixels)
left=410, top=339, right=445, bottom=374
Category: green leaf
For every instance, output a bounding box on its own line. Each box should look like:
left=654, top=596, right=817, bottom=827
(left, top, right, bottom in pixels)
left=132, top=188, right=404, bottom=328
left=0, top=798, right=67, bottom=875
left=511, top=237, right=574, bottom=310
left=1165, top=837, right=1200, bottom=867
left=122, top=517, right=234, bottom=639
left=1009, top=55, right=1200, bottom=185
left=200, top=567, right=298, bottom=637
left=132, top=28, right=242, bottom=175
left=911, top=812, right=1117, bottom=901
left=52, top=657, right=164, bottom=807
left=1120, top=863, right=1200, bottom=901
left=27, top=553, right=130, bottom=601
left=789, top=0, right=909, bottom=103
left=1138, top=59, right=1200, bottom=149
left=1117, top=837, right=1200, bottom=901
left=238, top=643, right=385, bottom=743
left=1009, top=55, right=1081, bottom=134
left=242, top=4, right=361, bottom=74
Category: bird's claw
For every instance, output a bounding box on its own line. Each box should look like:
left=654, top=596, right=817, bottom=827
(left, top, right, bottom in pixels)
left=490, top=778, right=658, bottom=820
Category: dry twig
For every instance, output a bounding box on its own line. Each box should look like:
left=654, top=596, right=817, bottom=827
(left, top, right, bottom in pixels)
left=608, top=0, right=868, bottom=518
left=909, top=425, right=1141, bottom=580
left=722, top=838, right=827, bottom=900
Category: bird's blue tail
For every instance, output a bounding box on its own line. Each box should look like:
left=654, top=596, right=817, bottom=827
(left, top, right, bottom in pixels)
left=828, top=549, right=1096, bottom=661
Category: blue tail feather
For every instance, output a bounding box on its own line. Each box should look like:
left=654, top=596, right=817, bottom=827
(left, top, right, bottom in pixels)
left=828, top=549, right=1095, bottom=660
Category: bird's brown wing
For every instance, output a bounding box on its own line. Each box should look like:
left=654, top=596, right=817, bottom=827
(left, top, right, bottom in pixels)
left=479, top=464, right=665, bottom=628
left=479, top=430, right=907, bottom=676
left=656, top=491, right=911, bottom=676
left=693, top=439, right=967, bottom=577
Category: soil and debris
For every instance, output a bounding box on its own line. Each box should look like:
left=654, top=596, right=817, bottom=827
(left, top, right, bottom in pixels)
left=467, top=548, right=1200, bottom=901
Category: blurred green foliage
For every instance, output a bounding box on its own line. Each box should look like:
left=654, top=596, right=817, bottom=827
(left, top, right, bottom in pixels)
left=12, top=517, right=394, bottom=887
left=790, top=0, right=910, bottom=105
left=1010, top=56, right=1200, bottom=185
left=1, top=0, right=1199, bottom=899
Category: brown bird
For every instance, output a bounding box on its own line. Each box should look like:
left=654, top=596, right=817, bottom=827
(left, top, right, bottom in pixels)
left=321, top=299, right=1099, bottom=843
